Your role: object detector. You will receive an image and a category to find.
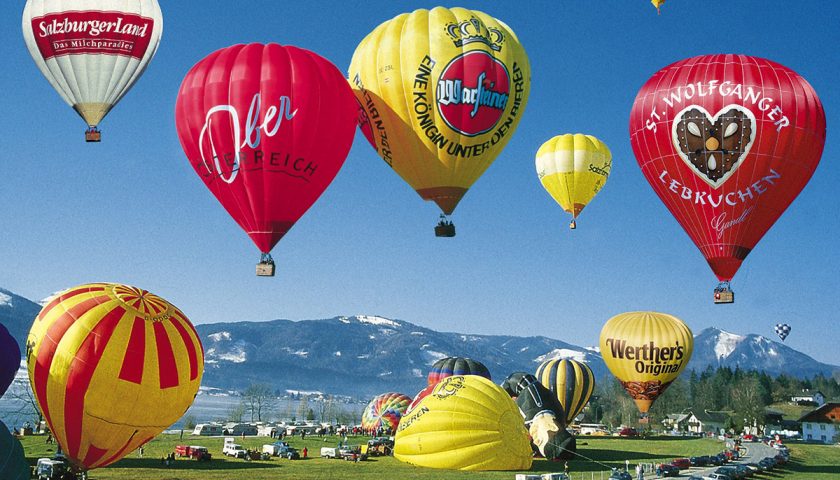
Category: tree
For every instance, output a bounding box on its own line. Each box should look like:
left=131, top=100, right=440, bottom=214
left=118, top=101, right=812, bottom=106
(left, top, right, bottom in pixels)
left=4, top=380, right=43, bottom=427
left=296, top=397, right=309, bottom=422
left=306, top=408, right=316, bottom=421
left=182, top=414, right=198, bottom=431
left=227, top=401, right=246, bottom=423
left=241, top=383, right=277, bottom=422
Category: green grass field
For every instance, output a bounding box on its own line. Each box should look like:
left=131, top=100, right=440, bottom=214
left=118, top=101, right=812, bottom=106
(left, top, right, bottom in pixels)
left=19, top=434, right=840, bottom=480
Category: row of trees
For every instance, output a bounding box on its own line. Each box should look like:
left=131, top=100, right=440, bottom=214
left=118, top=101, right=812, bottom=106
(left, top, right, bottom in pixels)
left=586, top=366, right=839, bottom=431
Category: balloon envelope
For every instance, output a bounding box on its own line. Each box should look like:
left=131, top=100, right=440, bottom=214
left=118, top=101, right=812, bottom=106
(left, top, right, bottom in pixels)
left=535, top=358, right=595, bottom=424
left=1, top=323, right=20, bottom=398
left=428, top=357, right=491, bottom=386
left=176, top=43, right=357, bottom=256
left=350, top=7, right=530, bottom=216
left=395, top=375, right=532, bottom=471
left=361, top=392, right=411, bottom=433
left=599, top=312, right=693, bottom=414
left=0, top=421, right=29, bottom=480
left=27, top=283, right=204, bottom=470
left=23, top=0, right=163, bottom=130
left=536, top=134, right=611, bottom=224
left=775, top=323, right=791, bottom=342
left=629, top=55, right=825, bottom=283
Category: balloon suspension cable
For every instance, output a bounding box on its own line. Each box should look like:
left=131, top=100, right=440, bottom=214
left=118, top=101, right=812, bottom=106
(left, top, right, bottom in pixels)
left=553, top=441, right=618, bottom=471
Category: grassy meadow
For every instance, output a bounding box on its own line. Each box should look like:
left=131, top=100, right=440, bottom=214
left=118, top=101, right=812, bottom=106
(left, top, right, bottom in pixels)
left=18, top=433, right=840, bottom=480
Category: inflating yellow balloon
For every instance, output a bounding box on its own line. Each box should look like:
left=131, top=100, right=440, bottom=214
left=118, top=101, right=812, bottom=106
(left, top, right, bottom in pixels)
left=350, top=7, right=531, bottom=232
left=395, top=375, right=532, bottom=471
left=27, top=283, right=204, bottom=470
left=599, top=312, right=693, bottom=415
left=651, top=0, right=666, bottom=14
left=535, top=134, right=611, bottom=229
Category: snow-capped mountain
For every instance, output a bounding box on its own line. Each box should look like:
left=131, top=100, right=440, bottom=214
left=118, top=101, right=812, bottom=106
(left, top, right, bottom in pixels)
left=196, top=315, right=604, bottom=396
left=691, top=327, right=837, bottom=378
left=1, top=287, right=837, bottom=397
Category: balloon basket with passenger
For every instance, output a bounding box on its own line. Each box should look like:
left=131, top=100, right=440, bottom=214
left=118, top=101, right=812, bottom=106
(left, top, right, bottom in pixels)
left=256, top=253, right=276, bottom=277
left=84, top=127, right=101, bottom=143
left=713, top=282, right=734, bottom=304
left=435, top=214, right=455, bottom=237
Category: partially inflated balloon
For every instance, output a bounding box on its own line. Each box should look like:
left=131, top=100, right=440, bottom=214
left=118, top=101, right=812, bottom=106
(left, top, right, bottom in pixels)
left=361, top=392, right=411, bottom=433
left=536, top=134, right=611, bottom=228
left=535, top=358, right=595, bottom=424
left=1, top=323, right=20, bottom=398
left=599, top=312, right=693, bottom=415
left=395, top=375, right=532, bottom=471
left=23, top=0, right=163, bottom=139
left=27, top=283, right=204, bottom=470
left=428, top=357, right=491, bottom=385
left=0, top=421, right=29, bottom=480
left=350, top=7, right=530, bottom=231
left=629, top=55, right=825, bottom=292
left=176, top=43, right=357, bottom=268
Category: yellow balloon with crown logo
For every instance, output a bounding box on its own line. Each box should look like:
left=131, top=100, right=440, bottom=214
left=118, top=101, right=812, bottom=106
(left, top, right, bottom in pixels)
left=349, top=7, right=531, bottom=236
left=599, top=311, right=693, bottom=416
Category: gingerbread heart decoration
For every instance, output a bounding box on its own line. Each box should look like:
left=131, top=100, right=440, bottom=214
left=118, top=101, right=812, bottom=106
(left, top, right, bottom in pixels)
left=630, top=55, right=825, bottom=284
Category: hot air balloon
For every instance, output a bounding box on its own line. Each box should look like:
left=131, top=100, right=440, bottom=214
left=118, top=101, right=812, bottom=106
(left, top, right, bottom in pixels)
left=175, top=43, right=357, bottom=276
left=349, top=7, right=531, bottom=236
left=599, top=312, right=693, bottom=421
left=774, top=323, right=791, bottom=342
left=428, top=357, right=491, bottom=385
left=0, top=421, right=29, bottom=480
left=629, top=55, right=826, bottom=303
left=651, top=0, right=665, bottom=14
left=27, top=283, right=204, bottom=471
left=361, top=392, right=411, bottom=433
left=536, top=134, right=612, bottom=229
left=1, top=323, right=20, bottom=399
left=395, top=375, right=532, bottom=470
left=23, top=0, right=163, bottom=141
left=535, top=358, right=595, bottom=424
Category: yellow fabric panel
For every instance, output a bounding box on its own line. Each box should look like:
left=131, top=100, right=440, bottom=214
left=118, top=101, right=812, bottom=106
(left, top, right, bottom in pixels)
left=598, top=312, right=693, bottom=413
left=536, top=133, right=611, bottom=219
left=350, top=7, right=531, bottom=213
left=395, top=375, right=532, bottom=471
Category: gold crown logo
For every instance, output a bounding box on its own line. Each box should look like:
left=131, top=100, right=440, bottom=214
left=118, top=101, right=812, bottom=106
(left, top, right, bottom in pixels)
left=445, top=18, right=505, bottom=51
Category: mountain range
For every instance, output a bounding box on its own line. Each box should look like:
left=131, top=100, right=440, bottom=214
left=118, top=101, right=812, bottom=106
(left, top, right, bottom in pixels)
left=2, top=287, right=837, bottom=397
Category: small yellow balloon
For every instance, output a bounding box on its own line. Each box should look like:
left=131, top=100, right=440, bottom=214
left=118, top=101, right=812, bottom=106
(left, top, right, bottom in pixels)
left=350, top=7, right=531, bottom=218
left=651, top=0, right=666, bottom=14
left=599, top=311, right=693, bottom=414
left=535, top=134, right=611, bottom=227
left=395, top=375, right=532, bottom=471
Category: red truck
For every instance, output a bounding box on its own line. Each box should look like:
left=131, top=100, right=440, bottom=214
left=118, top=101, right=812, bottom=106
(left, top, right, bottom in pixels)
left=174, top=445, right=212, bottom=461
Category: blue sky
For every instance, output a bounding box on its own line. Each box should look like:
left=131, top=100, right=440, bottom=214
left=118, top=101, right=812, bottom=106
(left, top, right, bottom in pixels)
left=1, top=1, right=838, bottom=365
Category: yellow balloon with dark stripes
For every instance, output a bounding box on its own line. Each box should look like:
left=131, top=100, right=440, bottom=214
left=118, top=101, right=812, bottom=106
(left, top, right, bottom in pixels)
left=395, top=375, right=532, bottom=471
left=535, top=358, right=595, bottom=424
left=599, top=311, right=693, bottom=415
left=536, top=134, right=611, bottom=229
left=350, top=7, right=530, bottom=223
left=26, top=283, right=203, bottom=471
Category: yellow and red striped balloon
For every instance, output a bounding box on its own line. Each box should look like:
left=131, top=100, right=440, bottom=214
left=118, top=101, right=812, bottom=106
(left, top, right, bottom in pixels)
left=27, top=283, right=203, bottom=470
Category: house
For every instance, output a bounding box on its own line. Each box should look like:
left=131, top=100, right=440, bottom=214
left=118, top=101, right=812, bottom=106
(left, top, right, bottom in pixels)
left=662, top=413, right=691, bottom=432
left=791, top=389, right=826, bottom=407
left=192, top=423, right=223, bottom=436
left=798, top=403, right=840, bottom=444
left=685, top=410, right=730, bottom=435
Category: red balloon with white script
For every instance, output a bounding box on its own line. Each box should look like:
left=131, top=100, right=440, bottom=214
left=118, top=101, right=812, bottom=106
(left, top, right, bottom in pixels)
left=629, top=55, right=825, bottom=285
left=175, top=43, right=356, bottom=265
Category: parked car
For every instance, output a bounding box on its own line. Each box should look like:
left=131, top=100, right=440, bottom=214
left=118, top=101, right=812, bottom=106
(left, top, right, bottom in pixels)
left=774, top=453, right=789, bottom=465
left=367, top=437, right=395, bottom=456
left=36, top=458, right=71, bottom=480
left=670, top=457, right=691, bottom=470
left=690, top=455, right=710, bottom=466
left=608, top=470, right=632, bottom=480
left=263, top=442, right=300, bottom=459
left=619, top=427, right=638, bottom=437
left=222, top=443, right=248, bottom=458
left=174, top=445, right=211, bottom=461
left=708, top=454, right=724, bottom=466
left=759, top=457, right=776, bottom=469
left=706, top=474, right=733, bottom=480
left=745, top=463, right=764, bottom=473
left=320, top=447, right=340, bottom=459
left=656, top=463, right=680, bottom=477
left=715, top=466, right=746, bottom=480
